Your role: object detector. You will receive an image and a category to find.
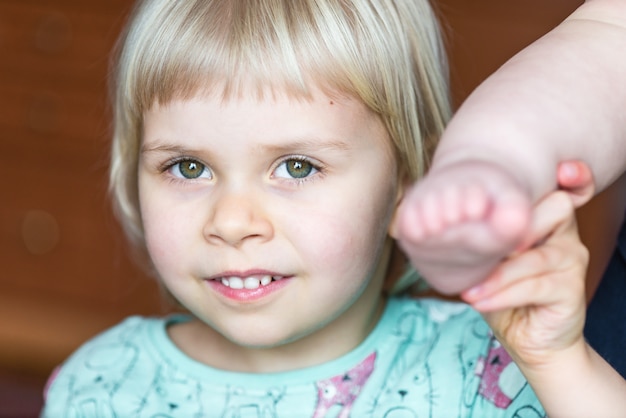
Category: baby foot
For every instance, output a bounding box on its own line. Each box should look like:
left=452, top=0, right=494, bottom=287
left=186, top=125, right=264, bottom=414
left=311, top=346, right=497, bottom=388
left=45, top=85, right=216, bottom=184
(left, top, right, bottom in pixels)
left=392, top=160, right=532, bottom=294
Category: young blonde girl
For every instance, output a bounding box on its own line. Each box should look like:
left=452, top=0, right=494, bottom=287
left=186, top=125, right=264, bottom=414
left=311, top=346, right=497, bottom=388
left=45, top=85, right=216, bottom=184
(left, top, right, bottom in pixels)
left=41, top=1, right=601, bottom=416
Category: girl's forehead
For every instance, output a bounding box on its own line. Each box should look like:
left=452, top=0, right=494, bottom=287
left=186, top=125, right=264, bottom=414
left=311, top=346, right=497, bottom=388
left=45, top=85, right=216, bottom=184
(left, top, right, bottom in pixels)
left=144, top=86, right=377, bottom=132
left=144, top=80, right=359, bottom=115
left=141, top=87, right=395, bottom=156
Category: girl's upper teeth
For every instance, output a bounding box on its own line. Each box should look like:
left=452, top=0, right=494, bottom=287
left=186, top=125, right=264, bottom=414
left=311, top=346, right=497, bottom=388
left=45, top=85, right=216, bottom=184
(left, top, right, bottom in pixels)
left=220, top=275, right=278, bottom=289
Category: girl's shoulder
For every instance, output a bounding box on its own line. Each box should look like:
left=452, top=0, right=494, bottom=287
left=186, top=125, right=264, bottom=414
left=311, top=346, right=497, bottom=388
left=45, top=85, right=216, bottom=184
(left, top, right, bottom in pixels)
left=377, top=297, right=543, bottom=417
left=54, top=315, right=171, bottom=367
left=41, top=315, right=186, bottom=417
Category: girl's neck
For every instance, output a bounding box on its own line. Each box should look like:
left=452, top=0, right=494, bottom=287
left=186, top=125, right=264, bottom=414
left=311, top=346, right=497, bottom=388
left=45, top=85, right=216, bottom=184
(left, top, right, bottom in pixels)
left=167, top=295, right=387, bottom=374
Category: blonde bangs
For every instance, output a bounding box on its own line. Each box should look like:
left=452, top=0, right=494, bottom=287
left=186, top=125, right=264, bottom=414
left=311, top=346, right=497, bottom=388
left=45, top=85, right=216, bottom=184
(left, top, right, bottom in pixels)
left=120, top=2, right=358, bottom=108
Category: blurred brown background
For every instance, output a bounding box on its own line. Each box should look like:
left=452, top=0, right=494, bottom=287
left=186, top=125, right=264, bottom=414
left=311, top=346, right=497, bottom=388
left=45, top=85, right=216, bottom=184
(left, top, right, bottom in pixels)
left=1, top=0, right=624, bottom=416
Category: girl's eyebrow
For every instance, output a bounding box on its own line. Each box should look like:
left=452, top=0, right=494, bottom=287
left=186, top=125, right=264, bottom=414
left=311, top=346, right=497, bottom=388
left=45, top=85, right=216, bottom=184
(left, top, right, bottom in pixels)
left=141, top=138, right=352, bottom=155
left=256, top=137, right=352, bottom=154
left=140, top=143, right=199, bottom=155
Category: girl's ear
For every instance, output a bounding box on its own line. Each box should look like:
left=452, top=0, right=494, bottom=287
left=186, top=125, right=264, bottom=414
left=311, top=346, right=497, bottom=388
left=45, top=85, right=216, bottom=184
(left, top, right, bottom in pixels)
left=388, top=173, right=412, bottom=239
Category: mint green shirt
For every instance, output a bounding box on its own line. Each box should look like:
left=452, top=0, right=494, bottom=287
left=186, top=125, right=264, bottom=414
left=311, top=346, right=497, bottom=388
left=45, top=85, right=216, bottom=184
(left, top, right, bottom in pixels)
left=42, top=297, right=544, bottom=417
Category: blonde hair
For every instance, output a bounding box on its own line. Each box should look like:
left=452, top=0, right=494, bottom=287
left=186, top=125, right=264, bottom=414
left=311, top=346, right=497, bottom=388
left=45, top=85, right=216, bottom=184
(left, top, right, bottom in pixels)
left=110, top=0, right=451, bottom=257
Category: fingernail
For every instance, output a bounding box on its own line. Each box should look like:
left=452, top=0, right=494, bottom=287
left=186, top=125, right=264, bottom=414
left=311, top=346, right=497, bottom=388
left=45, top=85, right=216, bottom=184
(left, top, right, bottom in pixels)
left=463, top=284, right=483, bottom=300
left=560, top=162, right=579, bottom=179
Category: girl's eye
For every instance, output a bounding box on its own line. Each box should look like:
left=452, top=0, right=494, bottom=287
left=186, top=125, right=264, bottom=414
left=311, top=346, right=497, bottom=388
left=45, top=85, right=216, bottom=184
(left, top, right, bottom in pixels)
left=170, top=160, right=212, bottom=180
left=274, top=158, right=319, bottom=179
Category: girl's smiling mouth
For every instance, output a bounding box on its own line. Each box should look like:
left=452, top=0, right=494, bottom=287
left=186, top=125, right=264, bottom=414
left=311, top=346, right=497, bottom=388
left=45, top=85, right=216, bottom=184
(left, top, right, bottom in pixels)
left=217, top=275, right=285, bottom=290
left=205, top=271, right=292, bottom=302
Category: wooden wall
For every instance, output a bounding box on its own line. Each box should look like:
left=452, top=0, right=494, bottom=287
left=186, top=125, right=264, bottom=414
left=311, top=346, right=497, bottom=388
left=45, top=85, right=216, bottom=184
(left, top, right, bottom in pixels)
left=0, top=0, right=623, bottom=389
left=0, top=0, right=166, bottom=380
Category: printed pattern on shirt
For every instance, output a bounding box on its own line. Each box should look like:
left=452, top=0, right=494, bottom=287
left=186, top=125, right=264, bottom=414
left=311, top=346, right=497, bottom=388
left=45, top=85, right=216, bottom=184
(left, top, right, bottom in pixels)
left=42, top=299, right=545, bottom=417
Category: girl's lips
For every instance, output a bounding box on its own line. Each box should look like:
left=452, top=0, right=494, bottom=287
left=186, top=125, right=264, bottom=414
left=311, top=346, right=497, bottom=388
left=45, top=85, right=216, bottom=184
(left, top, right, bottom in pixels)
left=218, top=274, right=284, bottom=290
left=205, top=274, right=291, bottom=302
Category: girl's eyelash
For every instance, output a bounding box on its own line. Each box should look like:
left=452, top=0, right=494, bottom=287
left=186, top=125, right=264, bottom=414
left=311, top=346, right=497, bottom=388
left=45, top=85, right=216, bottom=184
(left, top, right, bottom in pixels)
left=289, top=155, right=322, bottom=166
left=159, top=156, right=207, bottom=174
left=159, top=156, right=193, bottom=173
left=280, top=155, right=312, bottom=166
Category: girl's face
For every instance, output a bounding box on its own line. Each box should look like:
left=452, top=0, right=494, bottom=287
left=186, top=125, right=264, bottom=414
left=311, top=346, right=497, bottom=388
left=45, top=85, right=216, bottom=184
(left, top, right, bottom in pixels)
left=138, top=87, right=402, bottom=369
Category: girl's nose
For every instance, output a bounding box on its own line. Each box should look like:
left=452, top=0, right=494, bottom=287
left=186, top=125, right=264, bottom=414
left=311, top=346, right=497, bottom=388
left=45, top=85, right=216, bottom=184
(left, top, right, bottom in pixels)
left=203, top=190, right=273, bottom=247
